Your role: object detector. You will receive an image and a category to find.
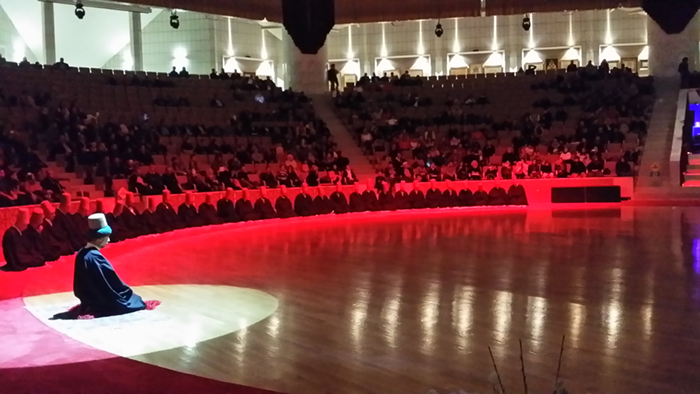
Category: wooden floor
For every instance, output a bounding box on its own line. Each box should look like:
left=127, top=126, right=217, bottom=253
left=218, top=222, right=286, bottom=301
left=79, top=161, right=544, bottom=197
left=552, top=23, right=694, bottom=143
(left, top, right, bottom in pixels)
left=2, top=206, right=700, bottom=394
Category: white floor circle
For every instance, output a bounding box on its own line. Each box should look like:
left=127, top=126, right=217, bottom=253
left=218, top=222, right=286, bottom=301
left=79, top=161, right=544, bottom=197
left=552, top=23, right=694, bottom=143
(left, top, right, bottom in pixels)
left=23, top=285, right=279, bottom=358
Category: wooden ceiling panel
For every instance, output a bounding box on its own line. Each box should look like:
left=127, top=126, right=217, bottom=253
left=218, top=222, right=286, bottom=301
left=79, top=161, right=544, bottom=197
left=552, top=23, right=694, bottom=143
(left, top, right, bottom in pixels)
left=128, top=0, right=637, bottom=23
left=485, top=0, right=641, bottom=16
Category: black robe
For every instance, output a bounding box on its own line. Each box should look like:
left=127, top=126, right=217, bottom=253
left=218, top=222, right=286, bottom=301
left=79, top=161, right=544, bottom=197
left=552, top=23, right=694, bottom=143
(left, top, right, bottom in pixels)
left=140, top=210, right=167, bottom=234
left=55, top=210, right=83, bottom=251
left=43, top=218, right=75, bottom=256
left=69, top=213, right=90, bottom=247
left=442, top=190, right=460, bottom=207
left=105, top=212, right=127, bottom=242
left=361, top=190, right=380, bottom=211
left=235, top=199, right=260, bottom=221
left=254, top=197, right=277, bottom=219
left=408, top=190, right=427, bottom=209
left=294, top=193, right=314, bottom=217
left=275, top=196, right=296, bottom=219
left=217, top=198, right=240, bottom=222
left=459, top=189, right=474, bottom=207
left=425, top=189, right=443, bottom=208
left=72, top=246, right=146, bottom=317
left=377, top=191, right=397, bottom=211
left=330, top=192, right=350, bottom=214
left=488, top=187, right=509, bottom=205
left=473, top=190, right=489, bottom=206
left=394, top=191, right=410, bottom=210
left=508, top=184, right=529, bottom=206
left=156, top=202, right=183, bottom=231
left=199, top=202, right=223, bottom=225
left=123, top=207, right=149, bottom=236
left=23, top=225, right=60, bottom=263
left=348, top=192, right=367, bottom=212
left=1, top=227, right=44, bottom=271
left=178, top=203, right=205, bottom=227
left=312, top=195, right=333, bottom=215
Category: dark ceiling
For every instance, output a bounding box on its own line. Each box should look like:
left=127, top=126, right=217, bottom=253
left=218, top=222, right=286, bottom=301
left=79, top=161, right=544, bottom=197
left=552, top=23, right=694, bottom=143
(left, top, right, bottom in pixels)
left=130, top=0, right=641, bottom=24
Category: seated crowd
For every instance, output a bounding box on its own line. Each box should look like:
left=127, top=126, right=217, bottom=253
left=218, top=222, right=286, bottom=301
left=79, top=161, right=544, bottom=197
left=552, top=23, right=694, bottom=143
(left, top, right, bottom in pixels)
left=0, top=123, right=64, bottom=207
left=336, top=61, right=651, bottom=184
left=0, top=180, right=528, bottom=271
left=2, top=57, right=352, bottom=201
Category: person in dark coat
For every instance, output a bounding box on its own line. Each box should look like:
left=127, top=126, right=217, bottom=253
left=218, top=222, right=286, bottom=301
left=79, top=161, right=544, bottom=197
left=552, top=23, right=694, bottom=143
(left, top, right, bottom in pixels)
left=55, top=193, right=83, bottom=251
left=441, top=180, right=460, bottom=208
left=108, top=198, right=129, bottom=242
left=312, top=186, right=333, bottom=215
left=459, top=187, right=474, bottom=207
left=41, top=200, right=75, bottom=256
left=120, top=192, right=149, bottom=236
left=275, top=185, right=296, bottom=219
left=254, top=187, right=277, bottom=219
left=377, top=181, right=397, bottom=211
left=1, top=209, right=45, bottom=271
left=218, top=188, right=240, bottom=222
left=156, top=190, right=183, bottom=231
left=507, top=183, right=529, bottom=205
left=425, top=179, right=443, bottom=208
left=199, top=194, right=223, bottom=225
left=140, top=197, right=166, bottom=234
left=408, top=180, right=426, bottom=209
left=23, top=209, right=61, bottom=263
left=294, top=183, right=314, bottom=217
left=348, top=182, right=367, bottom=212
left=394, top=181, right=411, bottom=210
left=53, top=213, right=159, bottom=319
left=330, top=183, right=350, bottom=214
left=488, top=183, right=509, bottom=205
left=236, top=189, right=260, bottom=221
left=473, top=185, right=489, bottom=206
left=178, top=191, right=205, bottom=227
left=68, top=198, right=92, bottom=247
left=362, top=178, right=380, bottom=211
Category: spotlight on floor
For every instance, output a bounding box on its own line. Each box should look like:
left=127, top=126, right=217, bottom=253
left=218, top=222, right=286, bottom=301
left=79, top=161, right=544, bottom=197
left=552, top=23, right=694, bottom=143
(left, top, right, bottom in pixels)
left=170, top=10, right=180, bottom=29
left=75, top=1, right=85, bottom=19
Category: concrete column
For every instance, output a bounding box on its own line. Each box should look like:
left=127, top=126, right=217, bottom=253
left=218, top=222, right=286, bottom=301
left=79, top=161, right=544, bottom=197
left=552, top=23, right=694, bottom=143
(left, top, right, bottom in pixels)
left=433, top=29, right=444, bottom=76
left=130, top=12, right=143, bottom=71
left=42, top=1, right=56, bottom=64
left=648, top=13, right=700, bottom=79
left=283, top=29, right=328, bottom=94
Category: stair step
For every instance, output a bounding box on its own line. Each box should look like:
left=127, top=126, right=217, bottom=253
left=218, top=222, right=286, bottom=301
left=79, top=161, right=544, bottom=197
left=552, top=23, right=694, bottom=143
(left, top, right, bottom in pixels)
left=684, top=173, right=700, bottom=181
left=683, top=180, right=700, bottom=187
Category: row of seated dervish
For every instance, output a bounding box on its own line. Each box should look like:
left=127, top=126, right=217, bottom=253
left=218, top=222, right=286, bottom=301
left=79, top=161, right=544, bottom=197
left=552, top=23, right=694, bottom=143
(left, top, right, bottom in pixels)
left=0, top=179, right=528, bottom=271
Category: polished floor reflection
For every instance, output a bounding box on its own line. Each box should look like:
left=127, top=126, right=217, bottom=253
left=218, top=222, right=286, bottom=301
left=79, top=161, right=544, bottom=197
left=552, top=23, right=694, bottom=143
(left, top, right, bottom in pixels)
left=2, top=206, right=700, bottom=394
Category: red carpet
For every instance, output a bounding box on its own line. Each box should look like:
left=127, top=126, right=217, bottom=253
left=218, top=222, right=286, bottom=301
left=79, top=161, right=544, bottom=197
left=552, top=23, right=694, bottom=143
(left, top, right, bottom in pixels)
left=2, top=358, right=281, bottom=394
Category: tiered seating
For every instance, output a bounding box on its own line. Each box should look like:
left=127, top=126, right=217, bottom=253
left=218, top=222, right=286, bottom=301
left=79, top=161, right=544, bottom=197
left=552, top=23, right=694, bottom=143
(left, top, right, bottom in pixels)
left=0, top=62, right=345, bottom=200
left=336, top=69, right=652, bottom=182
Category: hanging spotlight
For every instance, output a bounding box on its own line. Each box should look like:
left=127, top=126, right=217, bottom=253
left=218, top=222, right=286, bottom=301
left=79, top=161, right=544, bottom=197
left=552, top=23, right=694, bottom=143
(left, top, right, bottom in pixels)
left=522, top=14, right=531, bottom=31
left=74, top=1, right=85, bottom=19
left=169, top=10, right=180, bottom=29
left=434, top=21, right=444, bottom=38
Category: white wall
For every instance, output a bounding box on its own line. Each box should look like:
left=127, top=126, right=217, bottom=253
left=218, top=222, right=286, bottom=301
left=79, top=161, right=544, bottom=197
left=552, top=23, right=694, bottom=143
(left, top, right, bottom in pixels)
left=0, top=0, right=43, bottom=63
left=0, top=2, right=675, bottom=83
left=325, top=8, right=650, bottom=75
left=54, top=3, right=130, bottom=68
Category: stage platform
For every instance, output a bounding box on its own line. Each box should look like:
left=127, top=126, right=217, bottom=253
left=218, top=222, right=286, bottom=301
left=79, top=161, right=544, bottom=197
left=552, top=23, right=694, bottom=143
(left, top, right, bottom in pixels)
left=1, top=205, right=700, bottom=394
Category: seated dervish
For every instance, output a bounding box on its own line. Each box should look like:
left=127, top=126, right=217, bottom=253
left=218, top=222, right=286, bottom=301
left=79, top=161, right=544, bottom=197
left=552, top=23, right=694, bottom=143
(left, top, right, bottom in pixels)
left=53, top=213, right=160, bottom=319
left=394, top=181, right=411, bottom=210
left=348, top=182, right=367, bottom=212
left=274, top=185, right=296, bottom=219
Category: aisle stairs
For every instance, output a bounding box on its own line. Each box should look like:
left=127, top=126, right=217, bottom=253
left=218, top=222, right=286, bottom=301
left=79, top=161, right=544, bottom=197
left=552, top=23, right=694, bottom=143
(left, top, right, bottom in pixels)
left=310, top=94, right=376, bottom=182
